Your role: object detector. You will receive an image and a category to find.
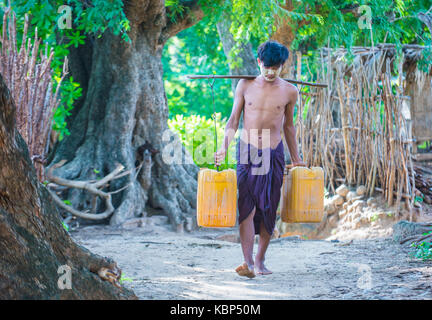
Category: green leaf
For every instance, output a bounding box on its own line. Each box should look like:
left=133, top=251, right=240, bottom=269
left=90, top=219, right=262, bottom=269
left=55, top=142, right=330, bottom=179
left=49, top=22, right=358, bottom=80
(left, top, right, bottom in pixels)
left=414, top=195, right=423, bottom=203
left=62, top=221, right=69, bottom=232
left=119, top=275, right=133, bottom=283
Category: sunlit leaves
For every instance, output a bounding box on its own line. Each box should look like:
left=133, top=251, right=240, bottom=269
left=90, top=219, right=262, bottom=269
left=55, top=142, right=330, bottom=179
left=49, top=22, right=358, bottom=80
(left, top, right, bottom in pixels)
left=168, top=113, right=237, bottom=170
left=166, top=0, right=185, bottom=23
left=162, top=20, right=233, bottom=120
left=68, top=30, right=85, bottom=47
left=410, top=239, right=432, bottom=261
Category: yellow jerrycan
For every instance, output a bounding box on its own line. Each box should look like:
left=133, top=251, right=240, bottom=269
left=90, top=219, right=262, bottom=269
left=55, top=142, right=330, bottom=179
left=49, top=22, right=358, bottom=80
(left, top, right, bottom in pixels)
left=281, top=165, right=324, bottom=223
left=196, top=168, right=237, bottom=227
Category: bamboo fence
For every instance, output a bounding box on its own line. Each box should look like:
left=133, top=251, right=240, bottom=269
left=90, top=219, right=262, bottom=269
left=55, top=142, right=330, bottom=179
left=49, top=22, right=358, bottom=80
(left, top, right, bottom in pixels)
left=296, top=46, right=422, bottom=216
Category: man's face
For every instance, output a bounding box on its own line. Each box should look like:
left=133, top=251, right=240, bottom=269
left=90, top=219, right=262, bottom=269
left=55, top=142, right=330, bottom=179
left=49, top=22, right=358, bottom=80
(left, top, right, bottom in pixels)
left=257, top=58, right=282, bottom=82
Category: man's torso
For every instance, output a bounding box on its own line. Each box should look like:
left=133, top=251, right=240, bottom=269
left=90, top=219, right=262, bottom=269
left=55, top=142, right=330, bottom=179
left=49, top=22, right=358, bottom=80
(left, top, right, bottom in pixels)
left=239, top=77, right=296, bottom=149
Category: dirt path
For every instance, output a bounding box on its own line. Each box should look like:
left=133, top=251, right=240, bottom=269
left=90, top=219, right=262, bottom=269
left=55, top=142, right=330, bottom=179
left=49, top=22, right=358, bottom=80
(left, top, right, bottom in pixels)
left=71, top=223, right=432, bottom=300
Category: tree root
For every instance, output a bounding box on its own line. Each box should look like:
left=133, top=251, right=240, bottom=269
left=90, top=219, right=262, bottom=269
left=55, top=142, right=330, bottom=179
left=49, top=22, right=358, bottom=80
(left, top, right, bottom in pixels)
left=46, top=159, right=144, bottom=220
left=393, top=220, right=432, bottom=245
left=400, top=232, right=432, bottom=245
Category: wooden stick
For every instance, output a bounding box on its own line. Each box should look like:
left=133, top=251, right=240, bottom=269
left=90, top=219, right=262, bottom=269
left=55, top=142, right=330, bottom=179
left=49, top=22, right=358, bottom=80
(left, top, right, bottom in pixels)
left=186, top=75, right=328, bottom=88
left=375, top=187, right=411, bottom=200
left=412, top=153, right=432, bottom=161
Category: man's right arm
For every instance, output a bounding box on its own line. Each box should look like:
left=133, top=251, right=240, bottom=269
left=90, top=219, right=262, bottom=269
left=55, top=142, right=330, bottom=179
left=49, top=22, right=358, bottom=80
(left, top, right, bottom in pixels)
left=214, top=79, right=246, bottom=165
left=283, top=85, right=305, bottom=166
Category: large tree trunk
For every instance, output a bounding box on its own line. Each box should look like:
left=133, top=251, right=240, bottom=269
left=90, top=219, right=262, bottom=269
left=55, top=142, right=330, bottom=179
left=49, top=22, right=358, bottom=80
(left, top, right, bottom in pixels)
left=46, top=35, right=94, bottom=165
left=47, top=1, right=204, bottom=229
left=0, top=72, right=136, bottom=299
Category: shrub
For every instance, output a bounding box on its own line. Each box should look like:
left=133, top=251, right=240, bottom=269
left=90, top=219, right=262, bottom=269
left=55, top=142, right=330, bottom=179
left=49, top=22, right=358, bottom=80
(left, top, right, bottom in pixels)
left=168, top=113, right=239, bottom=171
left=410, top=240, right=432, bottom=261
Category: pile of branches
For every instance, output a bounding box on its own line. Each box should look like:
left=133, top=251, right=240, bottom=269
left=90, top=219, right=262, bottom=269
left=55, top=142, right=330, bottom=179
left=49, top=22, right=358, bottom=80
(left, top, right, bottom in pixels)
left=412, top=164, right=432, bottom=204
left=0, top=8, right=67, bottom=182
left=296, top=46, right=416, bottom=216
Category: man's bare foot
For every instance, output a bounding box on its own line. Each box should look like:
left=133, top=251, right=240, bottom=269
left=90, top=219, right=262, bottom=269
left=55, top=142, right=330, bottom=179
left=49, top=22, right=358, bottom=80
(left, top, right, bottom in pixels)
left=255, top=261, right=272, bottom=275
left=235, top=263, right=256, bottom=278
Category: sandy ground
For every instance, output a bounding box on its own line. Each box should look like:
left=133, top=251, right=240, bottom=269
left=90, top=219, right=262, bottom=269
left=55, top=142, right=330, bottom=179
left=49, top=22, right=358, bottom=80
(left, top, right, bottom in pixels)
left=71, top=220, right=432, bottom=300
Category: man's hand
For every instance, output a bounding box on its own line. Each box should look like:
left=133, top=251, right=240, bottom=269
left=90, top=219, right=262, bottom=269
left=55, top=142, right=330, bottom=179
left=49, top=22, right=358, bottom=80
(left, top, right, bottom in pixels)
left=287, top=160, right=307, bottom=169
left=214, top=148, right=227, bottom=166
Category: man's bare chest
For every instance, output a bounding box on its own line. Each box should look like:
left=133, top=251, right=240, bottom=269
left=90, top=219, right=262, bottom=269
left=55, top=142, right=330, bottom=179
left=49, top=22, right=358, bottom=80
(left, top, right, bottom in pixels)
left=244, top=86, right=288, bottom=113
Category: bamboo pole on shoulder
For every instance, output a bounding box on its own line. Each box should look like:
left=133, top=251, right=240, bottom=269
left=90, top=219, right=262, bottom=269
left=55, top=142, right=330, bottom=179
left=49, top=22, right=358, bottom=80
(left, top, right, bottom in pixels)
left=186, top=74, right=328, bottom=88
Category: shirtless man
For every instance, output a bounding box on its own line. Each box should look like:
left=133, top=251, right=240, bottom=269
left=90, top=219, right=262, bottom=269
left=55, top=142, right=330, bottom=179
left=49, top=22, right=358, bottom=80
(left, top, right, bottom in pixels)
left=214, top=40, right=306, bottom=278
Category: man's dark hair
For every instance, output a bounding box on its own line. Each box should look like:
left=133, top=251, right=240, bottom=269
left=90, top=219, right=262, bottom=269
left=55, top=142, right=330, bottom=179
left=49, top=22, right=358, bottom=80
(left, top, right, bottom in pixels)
left=257, top=40, right=289, bottom=67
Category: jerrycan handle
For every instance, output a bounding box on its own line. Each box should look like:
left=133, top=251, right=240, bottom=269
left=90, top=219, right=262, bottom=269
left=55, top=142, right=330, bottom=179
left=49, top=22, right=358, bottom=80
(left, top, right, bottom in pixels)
left=285, top=163, right=309, bottom=175
left=285, top=163, right=308, bottom=170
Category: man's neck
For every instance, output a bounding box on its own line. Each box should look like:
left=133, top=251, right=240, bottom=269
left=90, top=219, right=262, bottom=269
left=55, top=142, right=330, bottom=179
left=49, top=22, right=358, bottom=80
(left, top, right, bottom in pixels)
left=256, top=75, right=280, bottom=86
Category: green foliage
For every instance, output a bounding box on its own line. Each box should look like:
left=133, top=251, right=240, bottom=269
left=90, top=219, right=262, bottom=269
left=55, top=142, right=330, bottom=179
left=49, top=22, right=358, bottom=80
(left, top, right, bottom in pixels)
left=370, top=213, right=379, bottom=222
left=410, top=237, right=432, bottom=261
left=168, top=113, right=238, bottom=171
left=119, top=275, right=133, bottom=283
left=414, top=195, right=424, bottom=204
left=295, top=0, right=430, bottom=51
left=52, top=76, right=82, bottom=141
left=418, top=141, right=430, bottom=150
left=229, top=0, right=321, bottom=45
left=162, top=20, right=234, bottom=120
left=62, top=221, right=69, bottom=232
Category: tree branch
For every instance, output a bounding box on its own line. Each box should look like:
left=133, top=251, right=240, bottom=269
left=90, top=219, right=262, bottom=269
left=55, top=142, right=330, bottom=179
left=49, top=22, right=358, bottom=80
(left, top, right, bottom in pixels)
left=45, top=160, right=137, bottom=220
left=417, top=12, right=432, bottom=35
left=159, top=0, right=205, bottom=44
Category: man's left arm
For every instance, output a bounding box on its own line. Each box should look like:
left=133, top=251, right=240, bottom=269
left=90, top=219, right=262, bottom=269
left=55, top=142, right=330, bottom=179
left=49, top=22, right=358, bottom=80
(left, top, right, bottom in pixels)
left=283, top=86, right=306, bottom=166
